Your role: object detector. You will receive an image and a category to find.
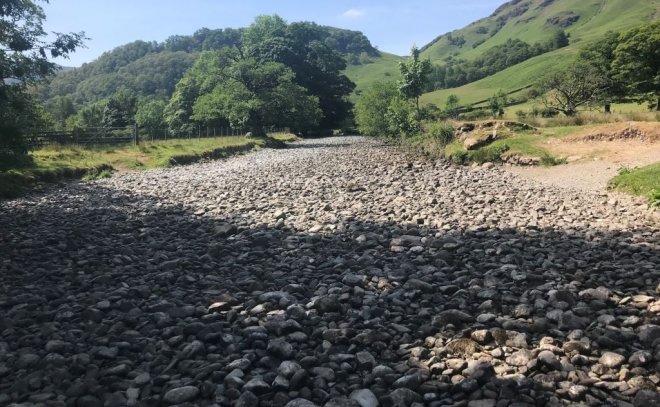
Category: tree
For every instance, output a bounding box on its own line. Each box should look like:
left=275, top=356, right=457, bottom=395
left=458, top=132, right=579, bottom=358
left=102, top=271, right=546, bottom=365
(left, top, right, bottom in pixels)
left=247, top=18, right=355, bottom=129
left=102, top=88, right=137, bottom=127
left=489, top=90, right=508, bottom=118
left=192, top=53, right=321, bottom=136
left=398, top=45, right=432, bottom=111
left=386, top=96, right=420, bottom=138
left=578, top=31, right=626, bottom=113
left=354, top=81, right=399, bottom=137
left=612, top=21, right=660, bottom=110
left=540, top=62, right=609, bottom=116
left=135, top=99, right=166, bottom=134
left=445, top=94, right=460, bottom=119
left=1, top=0, right=85, bottom=150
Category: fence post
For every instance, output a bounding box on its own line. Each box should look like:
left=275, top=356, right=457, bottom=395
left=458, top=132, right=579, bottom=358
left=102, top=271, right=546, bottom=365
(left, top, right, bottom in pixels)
left=133, top=124, right=139, bottom=146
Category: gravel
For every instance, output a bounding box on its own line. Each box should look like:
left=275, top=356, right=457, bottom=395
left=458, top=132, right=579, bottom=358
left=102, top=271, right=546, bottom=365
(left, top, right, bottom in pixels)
left=1, top=136, right=659, bottom=406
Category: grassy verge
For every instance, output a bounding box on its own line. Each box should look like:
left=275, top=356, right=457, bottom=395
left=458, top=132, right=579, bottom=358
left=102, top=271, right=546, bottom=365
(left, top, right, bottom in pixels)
left=0, top=133, right=299, bottom=199
left=608, top=163, right=660, bottom=207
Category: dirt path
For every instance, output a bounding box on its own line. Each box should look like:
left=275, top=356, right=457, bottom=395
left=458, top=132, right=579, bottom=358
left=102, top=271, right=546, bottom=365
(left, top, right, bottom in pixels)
left=506, top=139, right=660, bottom=193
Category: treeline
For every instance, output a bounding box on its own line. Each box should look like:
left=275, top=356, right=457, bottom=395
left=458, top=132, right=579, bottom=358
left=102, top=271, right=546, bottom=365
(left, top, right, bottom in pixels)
left=37, top=25, right=376, bottom=108
left=426, top=31, right=569, bottom=91
left=40, top=15, right=356, bottom=137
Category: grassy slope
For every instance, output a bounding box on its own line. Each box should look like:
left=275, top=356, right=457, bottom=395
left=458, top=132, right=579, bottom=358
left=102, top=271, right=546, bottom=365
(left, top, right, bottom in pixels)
left=343, top=52, right=403, bottom=93
left=609, top=163, right=660, bottom=205
left=348, top=0, right=659, bottom=106
left=421, top=0, right=658, bottom=106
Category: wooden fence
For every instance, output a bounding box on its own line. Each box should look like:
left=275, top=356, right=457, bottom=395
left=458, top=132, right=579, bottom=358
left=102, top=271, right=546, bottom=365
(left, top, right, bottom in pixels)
left=23, top=126, right=288, bottom=150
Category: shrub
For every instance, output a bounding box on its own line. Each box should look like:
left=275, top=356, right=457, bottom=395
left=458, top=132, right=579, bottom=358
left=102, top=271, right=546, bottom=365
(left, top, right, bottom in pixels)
left=424, top=122, right=455, bottom=146
left=386, top=96, right=420, bottom=138
left=515, top=110, right=528, bottom=120
left=468, top=144, right=510, bottom=163
left=650, top=189, right=660, bottom=208
left=451, top=150, right=468, bottom=164
left=539, top=153, right=567, bottom=166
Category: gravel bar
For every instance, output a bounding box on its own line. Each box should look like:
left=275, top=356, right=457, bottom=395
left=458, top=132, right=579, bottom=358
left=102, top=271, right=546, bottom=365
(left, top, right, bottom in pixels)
left=1, top=136, right=659, bottom=407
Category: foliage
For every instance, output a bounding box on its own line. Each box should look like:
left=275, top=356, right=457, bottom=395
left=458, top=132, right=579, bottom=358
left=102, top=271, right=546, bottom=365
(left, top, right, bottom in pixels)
left=612, top=21, right=660, bottom=109
left=398, top=46, right=432, bottom=110
left=354, top=81, right=399, bottom=137
left=577, top=31, right=626, bottom=111
left=192, top=54, right=321, bottom=135
left=0, top=0, right=85, bottom=151
left=445, top=94, right=460, bottom=119
left=424, top=36, right=568, bottom=92
left=102, top=88, right=138, bottom=127
left=489, top=90, right=508, bottom=118
left=467, top=144, right=509, bottom=163
left=424, top=122, right=455, bottom=146
left=247, top=17, right=355, bottom=129
left=135, top=99, right=166, bottom=133
left=540, top=62, right=609, bottom=116
left=385, top=96, right=420, bottom=138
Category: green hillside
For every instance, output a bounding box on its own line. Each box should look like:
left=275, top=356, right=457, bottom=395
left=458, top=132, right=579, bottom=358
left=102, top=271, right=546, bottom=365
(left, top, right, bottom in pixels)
left=345, top=0, right=659, bottom=107
left=420, top=0, right=659, bottom=63
left=343, top=52, right=403, bottom=94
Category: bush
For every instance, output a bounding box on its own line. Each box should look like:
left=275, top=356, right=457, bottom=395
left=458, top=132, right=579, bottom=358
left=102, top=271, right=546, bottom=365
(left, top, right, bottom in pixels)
left=650, top=189, right=660, bottom=208
left=386, top=96, right=420, bottom=138
left=424, top=122, right=455, bottom=146
left=451, top=150, right=468, bottom=164
left=468, top=144, right=510, bottom=163
left=539, top=153, right=567, bottom=166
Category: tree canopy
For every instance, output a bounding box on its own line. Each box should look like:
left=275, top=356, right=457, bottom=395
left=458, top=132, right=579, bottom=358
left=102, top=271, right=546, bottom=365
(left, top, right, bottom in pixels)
left=398, top=46, right=432, bottom=111
left=612, top=21, right=660, bottom=109
left=191, top=52, right=321, bottom=136
left=1, top=0, right=85, bottom=149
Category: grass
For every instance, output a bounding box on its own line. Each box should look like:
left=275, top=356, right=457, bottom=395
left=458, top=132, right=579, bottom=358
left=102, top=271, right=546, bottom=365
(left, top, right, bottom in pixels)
left=0, top=133, right=299, bottom=199
left=343, top=52, right=403, bottom=96
left=608, top=163, right=660, bottom=206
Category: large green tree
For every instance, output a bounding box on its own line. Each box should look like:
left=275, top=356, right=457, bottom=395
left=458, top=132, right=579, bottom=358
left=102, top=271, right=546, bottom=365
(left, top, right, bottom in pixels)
left=540, top=62, right=609, bottom=116
left=1, top=0, right=85, bottom=149
left=398, top=45, right=432, bottom=111
left=612, top=21, right=660, bottom=110
left=354, top=81, right=399, bottom=137
left=578, top=31, right=626, bottom=113
left=102, top=88, right=137, bottom=127
left=192, top=52, right=321, bottom=136
left=246, top=16, right=355, bottom=130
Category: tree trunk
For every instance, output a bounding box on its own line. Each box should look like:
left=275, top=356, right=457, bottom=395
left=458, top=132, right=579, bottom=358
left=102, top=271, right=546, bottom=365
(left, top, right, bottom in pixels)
left=604, top=104, right=611, bottom=114
left=656, top=96, right=660, bottom=111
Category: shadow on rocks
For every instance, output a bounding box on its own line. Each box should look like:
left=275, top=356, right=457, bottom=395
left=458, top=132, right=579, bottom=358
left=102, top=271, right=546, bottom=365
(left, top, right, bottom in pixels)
left=0, top=185, right=658, bottom=407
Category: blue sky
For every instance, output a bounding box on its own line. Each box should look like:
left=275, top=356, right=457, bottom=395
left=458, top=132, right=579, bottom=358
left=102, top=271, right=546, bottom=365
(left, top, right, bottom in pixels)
left=42, top=0, right=507, bottom=66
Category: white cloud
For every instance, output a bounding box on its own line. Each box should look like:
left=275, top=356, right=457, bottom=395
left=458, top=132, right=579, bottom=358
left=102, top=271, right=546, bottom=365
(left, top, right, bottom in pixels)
left=342, top=8, right=366, bottom=19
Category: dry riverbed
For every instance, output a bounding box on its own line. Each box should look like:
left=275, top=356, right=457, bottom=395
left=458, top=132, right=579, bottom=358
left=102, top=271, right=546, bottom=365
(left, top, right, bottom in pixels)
left=1, top=137, right=659, bottom=406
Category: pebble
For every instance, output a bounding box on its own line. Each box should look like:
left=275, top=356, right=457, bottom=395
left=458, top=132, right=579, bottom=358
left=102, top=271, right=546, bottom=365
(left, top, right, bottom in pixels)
left=0, top=137, right=657, bottom=406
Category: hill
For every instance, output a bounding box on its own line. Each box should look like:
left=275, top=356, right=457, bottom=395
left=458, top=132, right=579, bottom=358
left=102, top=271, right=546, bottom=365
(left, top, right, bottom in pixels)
left=38, top=25, right=378, bottom=106
left=418, top=0, right=660, bottom=106
left=350, top=0, right=658, bottom=107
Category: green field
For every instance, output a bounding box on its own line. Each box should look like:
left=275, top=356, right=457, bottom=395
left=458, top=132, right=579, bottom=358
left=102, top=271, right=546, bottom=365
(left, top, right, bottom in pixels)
left=343, top=52, right=403, bottom=94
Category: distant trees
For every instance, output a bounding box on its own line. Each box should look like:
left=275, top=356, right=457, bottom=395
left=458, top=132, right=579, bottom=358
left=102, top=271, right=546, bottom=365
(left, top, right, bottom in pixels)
left=165, top=15, right=354, bottom=136
left=102, top=89, right=137, bottom=127
left=1, top=0, right=85, bottom=150
left=135, top=99, right=167, bottom=134
left=425, top=33, right=570, bottom=92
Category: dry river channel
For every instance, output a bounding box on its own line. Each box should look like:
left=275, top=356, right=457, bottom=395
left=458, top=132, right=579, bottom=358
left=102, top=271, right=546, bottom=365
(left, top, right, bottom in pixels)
left=1, top=136, right=659, bottom=407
